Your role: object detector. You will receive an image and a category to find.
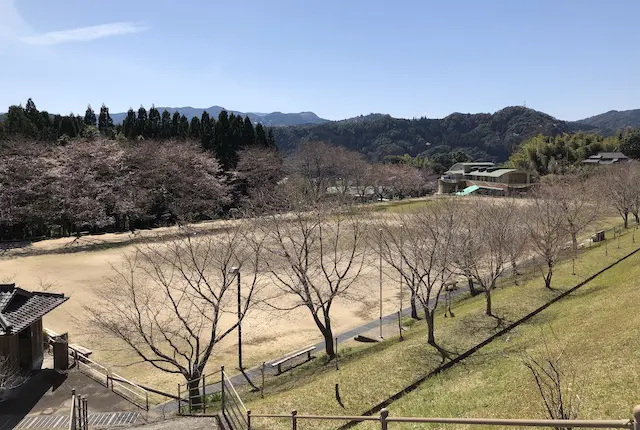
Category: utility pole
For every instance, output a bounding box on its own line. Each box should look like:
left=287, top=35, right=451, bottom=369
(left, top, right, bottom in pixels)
left=379, top=228, right=383, bottom=339
left=229, top=266, right=243, bottom=370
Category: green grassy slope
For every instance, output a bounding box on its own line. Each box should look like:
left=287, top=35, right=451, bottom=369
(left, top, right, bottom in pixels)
left=245, top=224, right=640, bottom=429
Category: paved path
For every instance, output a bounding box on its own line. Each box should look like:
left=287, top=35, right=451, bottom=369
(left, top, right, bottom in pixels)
left=155, top=305, right=418, bottom=414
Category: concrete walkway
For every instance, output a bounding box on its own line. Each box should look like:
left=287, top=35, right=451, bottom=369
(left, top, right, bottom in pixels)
left=155, top=305, right=417, bottom=414
left=0, top=368, right=141, bottom=429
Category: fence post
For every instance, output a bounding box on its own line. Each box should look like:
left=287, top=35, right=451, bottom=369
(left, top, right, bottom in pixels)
left=177, top=384, right=181, bottom=415
left=291, top=410, right=297, bottom=430
left=221, top=366, right=226, bottom=418
left=633, top=405, right=640, bottom=430
left=380, top=408, right=388, bottom=430
left=82, top=396, right=88, bottom=429
left=247, top=410, right=251, bottom=430
left=202, top=374, right=206, bottom=415
left=77, top=393, right=83, bottom=430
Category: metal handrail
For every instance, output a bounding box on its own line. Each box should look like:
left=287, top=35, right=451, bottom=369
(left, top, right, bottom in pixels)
left=248, top=407, right=640, bottom=429
left=222, top=370, right=247, bottom=414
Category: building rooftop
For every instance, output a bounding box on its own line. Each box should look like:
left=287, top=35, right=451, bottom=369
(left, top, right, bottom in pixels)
left=467, top=168, right=517, bottom=178
left=0, top=284, right=67, bottom=335
left=586, top=152, right=628, bottom=160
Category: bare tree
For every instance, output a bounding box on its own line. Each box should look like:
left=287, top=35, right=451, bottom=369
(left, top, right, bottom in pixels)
left=602, top=161, right=640, bottom=229
left=453, top=199, right=521, bottom=317
left=0, top=356, right=25, bottom=400
left=542, top=174, right=600, bottom=250
left=236, top=146, right=285, bottom=212
left=523, top=341, right=581, bottom=428
left=259, top=208, right=366, bottom=359
left=84, top=224, right=263, bottom=403
left=378, top=201, right=457, bottom=356
left=524, top=190, right=569, bottom=289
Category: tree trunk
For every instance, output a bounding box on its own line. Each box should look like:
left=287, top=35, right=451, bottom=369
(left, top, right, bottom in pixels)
left=468, top=277, right=480, bottom=296
left=425, top=308, right=436, bottom=347
left=323, top=328, right=335, bottom=359
left=544, top=260, right=553, bottom=289
left=634, top=212, right=640, bottom=225
left=484, top=288, right=493, bottom=316
left=571, top=232, right=578, bottom=251
left=410, top=289, right=419, bottom=319
left=624, top=212, right=629, bottom=229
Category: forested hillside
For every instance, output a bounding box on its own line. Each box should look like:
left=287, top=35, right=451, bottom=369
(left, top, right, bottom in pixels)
left=578, top=109, right=640, bottom=131
left=273, top=106, right=600, bottom=166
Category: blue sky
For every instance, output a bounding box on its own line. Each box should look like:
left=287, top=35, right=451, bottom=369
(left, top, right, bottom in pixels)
left=1, top=0, right=638, bottom=121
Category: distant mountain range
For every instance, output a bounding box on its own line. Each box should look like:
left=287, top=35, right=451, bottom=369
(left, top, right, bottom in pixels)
left=110, top=106, right=329, bottom=127
left=576, top=109, right=640, bottom=131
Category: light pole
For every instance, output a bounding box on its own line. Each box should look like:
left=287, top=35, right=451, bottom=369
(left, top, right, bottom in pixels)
left=229, top=266, right=243, bottom=371
left=379, top=228, right=383, bottom=339
left=399, top=224, right=404, bottom=321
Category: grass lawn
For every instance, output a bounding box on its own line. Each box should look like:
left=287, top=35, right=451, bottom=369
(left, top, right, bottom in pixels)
left=244, top=223, right=640, bottom=429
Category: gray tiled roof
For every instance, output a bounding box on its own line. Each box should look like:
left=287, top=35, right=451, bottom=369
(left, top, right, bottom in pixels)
left=0, top=284, right=67, bottom=335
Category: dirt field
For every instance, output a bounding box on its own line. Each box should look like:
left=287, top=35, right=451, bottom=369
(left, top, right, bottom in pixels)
left=0, top=215, right=410, bottom=396
left=1, top=195, right=620, bottom=398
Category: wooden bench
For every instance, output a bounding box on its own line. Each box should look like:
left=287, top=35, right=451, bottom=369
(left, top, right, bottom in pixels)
left=271, top=346, right=316, bottom=375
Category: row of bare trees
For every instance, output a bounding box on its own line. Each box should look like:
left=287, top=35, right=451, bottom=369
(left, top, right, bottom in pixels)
left=85, top=162, right=638, bottom=400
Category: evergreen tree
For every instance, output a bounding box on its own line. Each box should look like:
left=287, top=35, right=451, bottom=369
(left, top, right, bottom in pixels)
left=3, top=105, right=37, bottom=137
left=200, top=112, right=214, bottom=151
left=255, top=123, right=268, bottom=147
left=136, top=106, right=148, bottom=137
left=242, top=116, right=256, bottom=147
left=84, top=105, right=97, bottom=126
left=172, top=111, right=181, bottom=137
left=178, top=115, right=189, bottom=139
left=25, top=98, right=41, bottom=131
left=148, top=105, right=161, bottom=138
left=214, top=110, right=232, bottom=169
left=267, top=128, right=276, bottom=147
left=161, top=110, right=172, bottom=138
left=98, top=104, right=114, bottom=136
left=123, top=108, right=137, bottom=139
left=189, top=116, right=201, bottom=140
left=39, top=111, right=55, bottom=140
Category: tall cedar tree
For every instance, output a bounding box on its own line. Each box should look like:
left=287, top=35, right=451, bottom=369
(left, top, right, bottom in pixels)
left=255, top=123, right=268, bottom=147
left=189, top=116, right=201, bottom=140
left=123, top=109, right=137, bottom=139
left=148, top=106, right=161, bottom=138
left=98, top=104, right=114, bottom=136
left=84, top=105, right=97, bottom=126
left=136, top=106, right=148, bottom=138
left=242, top=116, right=256, bottom=147
left=171, top=111, right=181, bottom=137
left=161, top=110, right=172, bottom=138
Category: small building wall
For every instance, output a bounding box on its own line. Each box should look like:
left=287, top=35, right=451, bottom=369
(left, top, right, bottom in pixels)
left=30, top=318, right=44, bottom=370
left=0, top=333, right=20, bottom=364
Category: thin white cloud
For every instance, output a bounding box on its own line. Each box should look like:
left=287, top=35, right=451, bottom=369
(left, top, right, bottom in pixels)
left=21, top=21, right=149, bottom=45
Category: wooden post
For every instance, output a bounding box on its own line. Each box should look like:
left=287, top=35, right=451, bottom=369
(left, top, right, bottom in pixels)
left=380, top=408, right=389, bottom=430
left=247, top=410, right=252, bottom=430
left=220, top=366, right=225, bottom=417
left=398, top=311, right=403, bottom=341
left=291, top=410, right=297, bottom=430
left=77, top=393, right=83, bottom=430
left=261, top=362, right=265, bottom=399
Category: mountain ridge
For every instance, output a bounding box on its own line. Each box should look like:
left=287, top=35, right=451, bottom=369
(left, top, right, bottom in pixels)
left=109, top=106, right=329, bottom=127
